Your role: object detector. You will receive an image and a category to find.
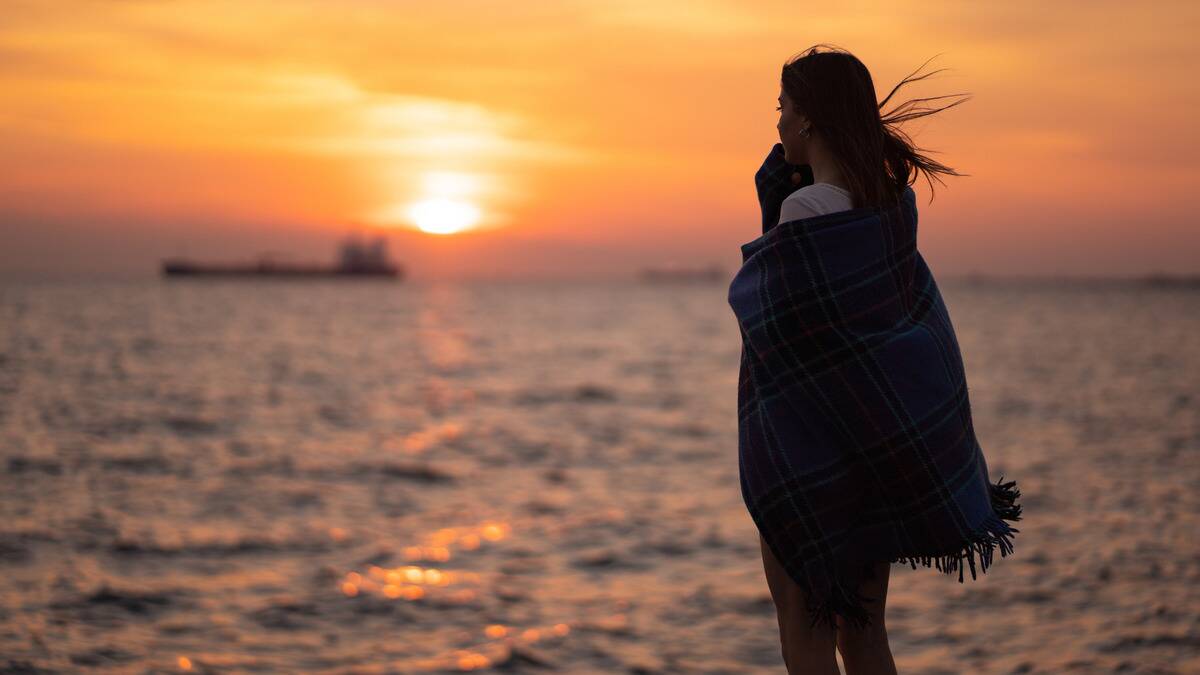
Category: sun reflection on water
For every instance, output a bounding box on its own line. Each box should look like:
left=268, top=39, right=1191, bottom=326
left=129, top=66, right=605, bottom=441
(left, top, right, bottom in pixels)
left=411, top=620, right=572, bottom=671
left=328, top=509, right=638, bottom=670
left=399, top=421, right=462, bottom=454
left=338, top=520, right=511, bottom=602
left=335, top=518, right=580, bottom=670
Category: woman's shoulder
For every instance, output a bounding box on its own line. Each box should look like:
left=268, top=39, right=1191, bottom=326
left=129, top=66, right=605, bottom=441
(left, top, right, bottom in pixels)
left=781, top=183, right=853, bottom=211
left=778, top=183, right=854, bottom=225
left=784, top=182, right=851, bottom=200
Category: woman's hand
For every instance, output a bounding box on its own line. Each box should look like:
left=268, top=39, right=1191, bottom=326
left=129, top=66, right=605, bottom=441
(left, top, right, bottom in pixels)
left=755, top=143, right=813, bottom=233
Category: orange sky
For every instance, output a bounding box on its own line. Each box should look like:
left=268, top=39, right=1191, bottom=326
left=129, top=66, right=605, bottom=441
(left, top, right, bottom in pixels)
left=1, top=0, right=1197, bottom=280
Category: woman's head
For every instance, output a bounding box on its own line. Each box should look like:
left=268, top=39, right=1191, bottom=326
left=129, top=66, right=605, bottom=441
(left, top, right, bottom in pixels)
left=777, top=44, right=970, bottom=209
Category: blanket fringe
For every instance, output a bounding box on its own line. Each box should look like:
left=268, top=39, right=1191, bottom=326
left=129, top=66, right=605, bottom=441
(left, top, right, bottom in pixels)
left=804, top=475, right=1023, bottom=633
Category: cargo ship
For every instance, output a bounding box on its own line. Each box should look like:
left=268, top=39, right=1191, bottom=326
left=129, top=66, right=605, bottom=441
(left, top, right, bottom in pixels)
left=161, top=236, right=403, bottom=279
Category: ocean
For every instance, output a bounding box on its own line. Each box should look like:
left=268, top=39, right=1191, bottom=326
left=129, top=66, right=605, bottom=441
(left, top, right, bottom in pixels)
left=0, top=278, right=1196, bottom=673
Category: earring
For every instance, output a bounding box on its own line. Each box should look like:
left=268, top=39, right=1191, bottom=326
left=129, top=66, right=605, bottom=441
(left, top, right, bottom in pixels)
left=799, top=127, right=811, bottom=138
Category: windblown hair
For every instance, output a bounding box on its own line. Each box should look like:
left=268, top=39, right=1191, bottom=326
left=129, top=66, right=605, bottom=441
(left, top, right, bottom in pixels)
left=781, top=44, right=970, bottom=210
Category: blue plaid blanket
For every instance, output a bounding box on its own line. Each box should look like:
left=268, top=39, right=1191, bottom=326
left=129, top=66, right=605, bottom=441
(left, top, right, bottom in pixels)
left=729, top=143, right=1022, bottom=631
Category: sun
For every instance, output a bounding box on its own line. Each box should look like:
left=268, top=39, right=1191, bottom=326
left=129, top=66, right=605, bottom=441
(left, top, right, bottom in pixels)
left=406, top=197, right=481, bottom=235
left=369, top=171, right=489, bottom=234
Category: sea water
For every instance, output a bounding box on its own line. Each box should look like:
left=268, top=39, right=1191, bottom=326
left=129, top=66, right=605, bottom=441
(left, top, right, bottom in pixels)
left=0, top=278, right=1196, bottom=673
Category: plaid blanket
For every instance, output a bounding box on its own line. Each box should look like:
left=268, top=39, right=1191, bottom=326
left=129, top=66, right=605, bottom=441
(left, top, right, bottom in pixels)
left=729, top=143, right=1022, bottom=631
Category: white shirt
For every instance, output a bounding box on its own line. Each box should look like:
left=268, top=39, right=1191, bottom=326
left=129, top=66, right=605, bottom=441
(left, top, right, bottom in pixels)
left=778, top=183, right=853, bottom=226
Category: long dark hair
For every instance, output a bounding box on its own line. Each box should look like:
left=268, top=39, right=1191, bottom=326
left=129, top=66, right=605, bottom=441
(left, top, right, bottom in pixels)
left=781, top=44, right=970, bottom=210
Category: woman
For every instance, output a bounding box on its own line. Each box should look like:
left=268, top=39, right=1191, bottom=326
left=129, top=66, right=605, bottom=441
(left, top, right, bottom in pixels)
left=727, top=45, right=1023, bottom=674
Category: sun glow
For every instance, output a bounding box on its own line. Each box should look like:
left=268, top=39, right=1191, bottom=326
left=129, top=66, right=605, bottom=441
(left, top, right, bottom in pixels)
left=407, top=197, right=481, bottom=235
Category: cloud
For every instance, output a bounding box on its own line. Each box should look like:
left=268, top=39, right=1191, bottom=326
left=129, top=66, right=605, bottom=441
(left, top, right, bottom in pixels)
left=571, top=0, right=767, bottom=34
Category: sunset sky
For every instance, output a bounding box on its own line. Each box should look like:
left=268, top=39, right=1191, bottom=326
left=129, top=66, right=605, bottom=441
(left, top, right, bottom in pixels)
left=1, top=0, right=1197, bottom=280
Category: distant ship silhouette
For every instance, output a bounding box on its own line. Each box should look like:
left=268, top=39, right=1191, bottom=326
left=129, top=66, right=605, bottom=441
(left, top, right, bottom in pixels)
left=161, top=236, right=403, bottom=279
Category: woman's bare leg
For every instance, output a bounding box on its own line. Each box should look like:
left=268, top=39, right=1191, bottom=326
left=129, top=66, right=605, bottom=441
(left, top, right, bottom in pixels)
left=835, top=561, right=897, bottom=675
left=759, top=533, right=841, bottom=674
